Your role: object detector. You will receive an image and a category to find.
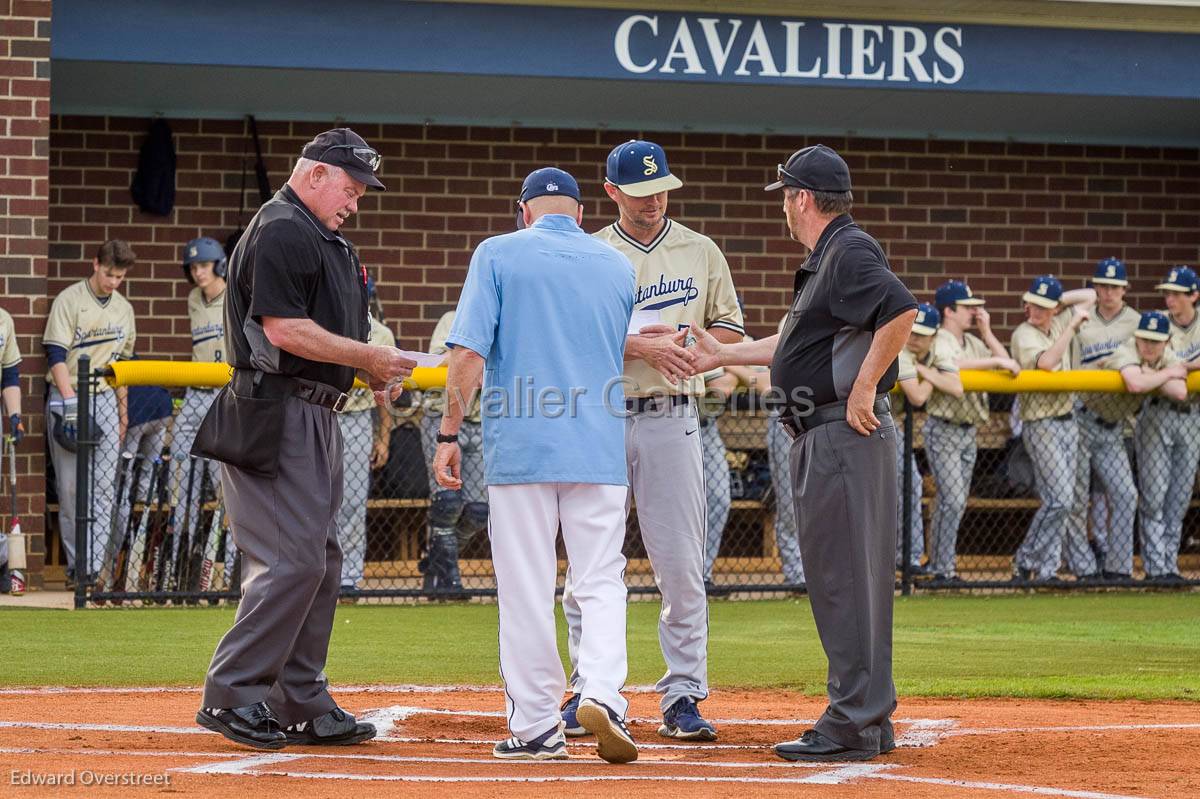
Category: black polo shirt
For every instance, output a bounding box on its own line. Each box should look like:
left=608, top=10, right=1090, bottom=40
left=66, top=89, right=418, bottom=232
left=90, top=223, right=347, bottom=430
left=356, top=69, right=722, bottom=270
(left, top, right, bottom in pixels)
left=771, top=214, right=917, bottom=414
left=225, top=185, right=369, bottom=392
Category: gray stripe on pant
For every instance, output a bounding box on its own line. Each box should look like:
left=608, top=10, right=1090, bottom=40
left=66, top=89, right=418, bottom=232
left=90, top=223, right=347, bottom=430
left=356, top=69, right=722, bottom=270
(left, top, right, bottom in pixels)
left=923, top=416, right=977, bottom=578
left=767, top=413, right=805, bottom=584
left=1069, top=412, right=1135, bottom=576
left=1015, top=417, right=1079, bottom=580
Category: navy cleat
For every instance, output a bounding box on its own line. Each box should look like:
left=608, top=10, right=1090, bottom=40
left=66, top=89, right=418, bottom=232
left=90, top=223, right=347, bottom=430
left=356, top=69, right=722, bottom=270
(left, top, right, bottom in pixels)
left=658, top=697, right=717, bottom=741
left=576, top=698, right=638, bottom=764
left=560, top=693, right=588, bottom=737
left=492, top=725, right=568, bottom=760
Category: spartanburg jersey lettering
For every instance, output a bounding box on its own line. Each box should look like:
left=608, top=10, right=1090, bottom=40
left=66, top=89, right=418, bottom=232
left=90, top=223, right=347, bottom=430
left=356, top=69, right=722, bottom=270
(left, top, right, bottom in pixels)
left=43, top=279, right=136, bottom=392
left=595, top=218, right=743, bottom=397
left=1074, top=304, right=1140, bottom=420
left=0, top=308, right=20, bottom=369
left=1169, top=314, right=1200, bottom=365
left=187, top=286, right=226, bottom=363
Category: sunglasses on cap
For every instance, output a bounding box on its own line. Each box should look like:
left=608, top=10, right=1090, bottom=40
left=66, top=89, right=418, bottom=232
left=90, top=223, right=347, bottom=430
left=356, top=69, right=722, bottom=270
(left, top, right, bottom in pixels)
left=320, top=144, right=382, bottom=173
left=776, top=164, right=808, bottom=189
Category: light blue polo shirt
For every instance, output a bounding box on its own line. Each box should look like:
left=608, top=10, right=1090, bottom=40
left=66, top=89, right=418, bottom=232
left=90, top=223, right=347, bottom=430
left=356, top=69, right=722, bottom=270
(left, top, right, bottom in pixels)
left=446, top=214, right=635, bottom=485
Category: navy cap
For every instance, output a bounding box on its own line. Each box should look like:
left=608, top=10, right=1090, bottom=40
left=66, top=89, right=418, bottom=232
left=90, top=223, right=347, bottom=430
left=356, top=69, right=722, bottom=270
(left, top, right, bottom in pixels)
left=764, top=144, right=852, bottom=192
left=934, top=279, right=985, bottom=310
left=605, top=140, right=683, bottom=197
left=1155, top=265, right=1199, bottom=293
left=1023, top=275, right=1063, bottom=309
left=1135, top=310, right=1171, bottom=342
left=300, top=128, right=385, bottom=190
left=519, top=167, right=581, bottom=204
left=912, top=303, right=941, bottom=335
left=182, top=236, right=225, bottom=266
left=1093, top=257, right=1128, bottom=287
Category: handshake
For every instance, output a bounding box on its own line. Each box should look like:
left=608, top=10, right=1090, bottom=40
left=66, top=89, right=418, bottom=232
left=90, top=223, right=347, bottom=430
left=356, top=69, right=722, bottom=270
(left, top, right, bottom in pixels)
left=630, top=324, right=725, bottom=383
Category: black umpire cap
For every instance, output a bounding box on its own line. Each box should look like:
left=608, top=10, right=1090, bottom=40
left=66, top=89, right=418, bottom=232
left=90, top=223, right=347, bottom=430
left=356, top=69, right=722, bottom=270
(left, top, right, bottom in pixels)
left=764, top=144, right=851, bottom=193
left=301, top=128, right=386, bottom=190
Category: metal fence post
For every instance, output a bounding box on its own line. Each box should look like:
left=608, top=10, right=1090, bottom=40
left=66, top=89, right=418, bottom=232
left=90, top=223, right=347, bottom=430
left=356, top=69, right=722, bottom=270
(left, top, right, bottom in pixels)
left=900, top=403, right=914, bottom=597
left=73, top=355, right=92, bottom=609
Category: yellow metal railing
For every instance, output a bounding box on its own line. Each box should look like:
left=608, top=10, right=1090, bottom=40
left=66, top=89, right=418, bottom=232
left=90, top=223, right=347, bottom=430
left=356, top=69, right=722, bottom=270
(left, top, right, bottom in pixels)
left=104, top=361, right=448, bottom=391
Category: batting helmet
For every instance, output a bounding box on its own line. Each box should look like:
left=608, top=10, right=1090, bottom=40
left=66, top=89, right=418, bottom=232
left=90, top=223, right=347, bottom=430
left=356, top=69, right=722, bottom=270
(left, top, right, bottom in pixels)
left=181, top=237, right=227, bottom=283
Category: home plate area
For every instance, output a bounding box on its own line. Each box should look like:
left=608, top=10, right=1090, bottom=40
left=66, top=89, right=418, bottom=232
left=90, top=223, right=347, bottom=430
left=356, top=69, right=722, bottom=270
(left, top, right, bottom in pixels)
left=0, top=687, right=1197, bottom=798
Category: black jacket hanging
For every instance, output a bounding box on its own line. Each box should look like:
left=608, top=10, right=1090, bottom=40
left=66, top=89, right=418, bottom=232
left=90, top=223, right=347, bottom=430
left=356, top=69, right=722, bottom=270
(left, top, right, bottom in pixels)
left=129, top=117, right=176, bottom=216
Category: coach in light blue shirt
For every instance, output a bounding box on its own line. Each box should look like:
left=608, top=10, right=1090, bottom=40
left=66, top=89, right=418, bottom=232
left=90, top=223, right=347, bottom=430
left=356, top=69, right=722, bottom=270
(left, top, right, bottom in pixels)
left=432, top=167, right=642, bottom=765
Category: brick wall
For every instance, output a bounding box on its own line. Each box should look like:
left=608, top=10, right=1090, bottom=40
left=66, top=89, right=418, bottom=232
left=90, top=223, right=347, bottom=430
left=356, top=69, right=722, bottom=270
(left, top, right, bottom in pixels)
left=50, top=117, right=1200, bottom=353
left=2, top=0, right=51, bottom=585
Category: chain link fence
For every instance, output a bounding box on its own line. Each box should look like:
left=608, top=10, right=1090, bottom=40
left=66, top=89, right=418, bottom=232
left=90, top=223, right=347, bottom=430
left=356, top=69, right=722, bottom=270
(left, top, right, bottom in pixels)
left=59, top=360, right=1199, bottom=607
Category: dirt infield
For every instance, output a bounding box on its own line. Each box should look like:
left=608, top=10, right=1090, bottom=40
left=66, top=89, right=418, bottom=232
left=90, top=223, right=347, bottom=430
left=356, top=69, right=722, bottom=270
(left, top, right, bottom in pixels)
left=0, top=687, right=1197, bottom=798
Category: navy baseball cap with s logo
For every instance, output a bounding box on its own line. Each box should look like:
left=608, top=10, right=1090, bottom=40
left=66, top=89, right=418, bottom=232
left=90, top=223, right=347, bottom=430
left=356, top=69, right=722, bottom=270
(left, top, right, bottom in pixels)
left=605, top=140, right=683, bottom=197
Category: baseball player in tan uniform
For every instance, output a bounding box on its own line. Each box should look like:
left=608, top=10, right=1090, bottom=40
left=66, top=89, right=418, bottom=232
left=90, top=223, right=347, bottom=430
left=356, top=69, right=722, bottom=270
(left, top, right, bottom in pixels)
left=927, top=281, right=1018, bottom=582
left=894, top=304, right=963, bottom=573
left=0, top=308, right=22, bottom=446
left=44, top=240, right=137, bottom=583
left=562, top=140, right=742, bottom=741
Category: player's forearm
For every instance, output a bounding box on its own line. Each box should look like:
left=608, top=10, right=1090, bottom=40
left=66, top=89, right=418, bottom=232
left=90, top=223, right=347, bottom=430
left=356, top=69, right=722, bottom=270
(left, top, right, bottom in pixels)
left=1061, top=288, right=1096, bottom=308
left=899, top=378, right=931, bottom=407
left=707, top=326, right=743, bottom=345
left=1120, top=366, right=1174, bottom=394
left=440, top=347, right=484, bottom=436
left=263, top=316, right=375, bottom=373
left=920, top=367, right=964, bottom=398
left=854, top=311, right=916, bottom=394
left=2, top=386, right=20, bottom=416
left=50, top=363, right=75, bottom=397
left=959, top=357, right=1004, bottom=370
left=979, top=328, right=1009, bottom=359
left=1037, top=329, right=1075, bottom=371
left=717, top=334, right=778, bottom=367
left=1160, top=377, right=1189, bottom=402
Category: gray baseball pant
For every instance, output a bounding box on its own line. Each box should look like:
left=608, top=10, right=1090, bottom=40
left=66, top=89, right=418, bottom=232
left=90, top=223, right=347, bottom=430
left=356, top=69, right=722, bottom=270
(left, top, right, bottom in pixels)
left=1136, top=404, right=1200, bottom=577
left=1015, top=417, right=1080, bottom=580
left=790, top=416, right=897, bottom=752
left=564, top=399, right=709, bottom=713
left=201, top=396, right=343, bottom=726
left=894, top=424, right=924, bottom=568
left=169, top=388, right=220, bottom=569
left=48, top=386, right=120, bottom=577
left=114, top=415, right=170, bottom=558
left=419, top=414, right=487, bottom=503
left=1069, top=412, right=1136, bottom=576
left=767, top=414, right=805, bottom=585
left=336, top=409, right=374, bottom=588
left=923, top=417, right=977, bottom=578
left=701, top=417, right=730, bottom=583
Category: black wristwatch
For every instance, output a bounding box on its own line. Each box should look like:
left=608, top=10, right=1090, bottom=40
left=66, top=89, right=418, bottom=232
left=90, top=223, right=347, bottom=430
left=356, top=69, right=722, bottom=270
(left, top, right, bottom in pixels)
left=436, top=432, right=459, bottom=444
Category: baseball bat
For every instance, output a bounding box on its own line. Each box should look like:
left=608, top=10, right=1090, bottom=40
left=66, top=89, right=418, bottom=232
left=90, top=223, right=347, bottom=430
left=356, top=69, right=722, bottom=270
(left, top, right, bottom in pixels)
left=4, top=435, right=25, bottom=596
left=124, top=456, right=161, bottom=592
left=94, top=451, right=133, bottom=593
left=112, top=454, right=145, bottom=593
left=198, top=495, right=225, bottom=592
left=147, top=454, right=173, bottom=593
left=174, top=456, right=199, bottom=592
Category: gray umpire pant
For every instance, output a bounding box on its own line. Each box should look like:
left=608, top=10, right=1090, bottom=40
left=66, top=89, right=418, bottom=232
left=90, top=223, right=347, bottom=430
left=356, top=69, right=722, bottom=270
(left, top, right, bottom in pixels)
left=169, top=388, right=221, bottom=569
left=1136, top=403, right=1200, bottom=577
left=1015, top=417, right=1080, bottom=580
left=790, top=415, right=897, bottom=752
left=565, top=399, right=709, bottom=713
left=701, top=417, right=730, bottom=583
left=767, top=413, right=806, bottom=585
left=894, top=418, right=924, bottom=568
left=336, top=409, right=374, bottom=589
left=47, top=386, right=120, bottom=577
left=1069, top=411, right=1136, bottom=576
left=923, top=417, right=977, bottom=578
left=201, top=396, right=343, bottom=726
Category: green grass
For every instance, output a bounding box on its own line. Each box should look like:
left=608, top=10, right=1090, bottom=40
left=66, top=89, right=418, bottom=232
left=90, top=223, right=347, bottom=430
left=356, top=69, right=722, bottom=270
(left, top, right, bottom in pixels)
left=3, top=593, right=1197, bottom=700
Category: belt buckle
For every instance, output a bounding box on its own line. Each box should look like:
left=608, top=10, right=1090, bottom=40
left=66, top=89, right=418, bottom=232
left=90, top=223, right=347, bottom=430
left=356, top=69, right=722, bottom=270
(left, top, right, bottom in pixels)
left=332, top=392, right=350, bottom=413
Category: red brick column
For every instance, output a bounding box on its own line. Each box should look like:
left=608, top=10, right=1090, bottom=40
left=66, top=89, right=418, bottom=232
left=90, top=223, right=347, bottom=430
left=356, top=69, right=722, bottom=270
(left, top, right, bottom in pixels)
left=1, top=0, right=52, bottom=587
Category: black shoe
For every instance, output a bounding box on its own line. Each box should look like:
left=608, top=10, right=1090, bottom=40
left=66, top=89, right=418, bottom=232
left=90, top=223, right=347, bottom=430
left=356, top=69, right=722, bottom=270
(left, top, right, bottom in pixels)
left=907, top=563, right=932, bottom=578
left=196, top=702, right=286, bottom=750
left=1010, top=567, right=1034, bottom=584
left=1145, top=573, right=1186, bottom=586
left=1101, top=571, right=1131, bottom=582
left=284, top=707, right=376, bottom=746
left=774, top=729, right=879, bottom=762
left=1075, top=572, right=1102, bottom=583
left=925, top=573, right=957, bottom=588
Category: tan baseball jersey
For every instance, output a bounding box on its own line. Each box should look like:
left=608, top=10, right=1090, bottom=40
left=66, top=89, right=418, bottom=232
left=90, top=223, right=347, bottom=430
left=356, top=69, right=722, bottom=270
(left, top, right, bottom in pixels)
left=0, top=308, right=21, bottom=370
left=424, top=310, right=482, bottom=423
left=1105, top=341, right=1182, bottom=418
left=188, top=286, right=226, bottom=363
left=1011, top=310, right=1074, bottom=421
left=927, top=329, right=990, bottom=426
left=1073, top=304, right=1140, bottom=421
left=894, top=334, right=959, bottom=417
left=43, top=279, right=136, bottom=393
left=342, top=316, right=397, bottom=413
left=595, top=219, right=743, bottom=397
left=1168, top=312, right=1200, bottom=365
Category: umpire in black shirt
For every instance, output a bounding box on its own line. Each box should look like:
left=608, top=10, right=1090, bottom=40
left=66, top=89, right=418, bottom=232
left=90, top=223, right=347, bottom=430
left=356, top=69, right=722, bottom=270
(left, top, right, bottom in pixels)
left=194, top=129, right=415, bottom=749
left=690, top=145, right=916, bottom=762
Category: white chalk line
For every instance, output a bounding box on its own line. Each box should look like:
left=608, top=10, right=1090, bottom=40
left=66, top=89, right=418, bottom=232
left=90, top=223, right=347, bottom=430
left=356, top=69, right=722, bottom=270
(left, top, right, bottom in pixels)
left=0, top=744, right=1159, bottom=797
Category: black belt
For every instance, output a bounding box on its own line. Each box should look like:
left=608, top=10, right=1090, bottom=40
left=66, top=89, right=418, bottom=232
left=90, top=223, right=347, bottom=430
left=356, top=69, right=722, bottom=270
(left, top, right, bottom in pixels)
left=625, top=394, right=692, bottom=414
left=1079, top=407, right=1120, bottom=429
left=780, top=395, right=891, bottom=439
left=1149, top=397, right=1198, bottom=414
left=929, top=416, right=974, bottom=429
left=1052, top=412, right=1074, bottom=422
left=230, top=370, right=349, bottom=412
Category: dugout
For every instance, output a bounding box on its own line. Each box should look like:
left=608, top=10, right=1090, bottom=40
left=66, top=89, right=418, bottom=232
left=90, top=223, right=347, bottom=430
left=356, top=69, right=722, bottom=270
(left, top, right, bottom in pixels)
left=2, top=0, right=1198, bottom=588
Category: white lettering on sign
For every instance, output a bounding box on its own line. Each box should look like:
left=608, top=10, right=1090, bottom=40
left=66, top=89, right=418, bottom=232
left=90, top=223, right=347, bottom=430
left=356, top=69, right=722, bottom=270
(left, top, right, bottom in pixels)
left=613, top=14, right=965, bottom=84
